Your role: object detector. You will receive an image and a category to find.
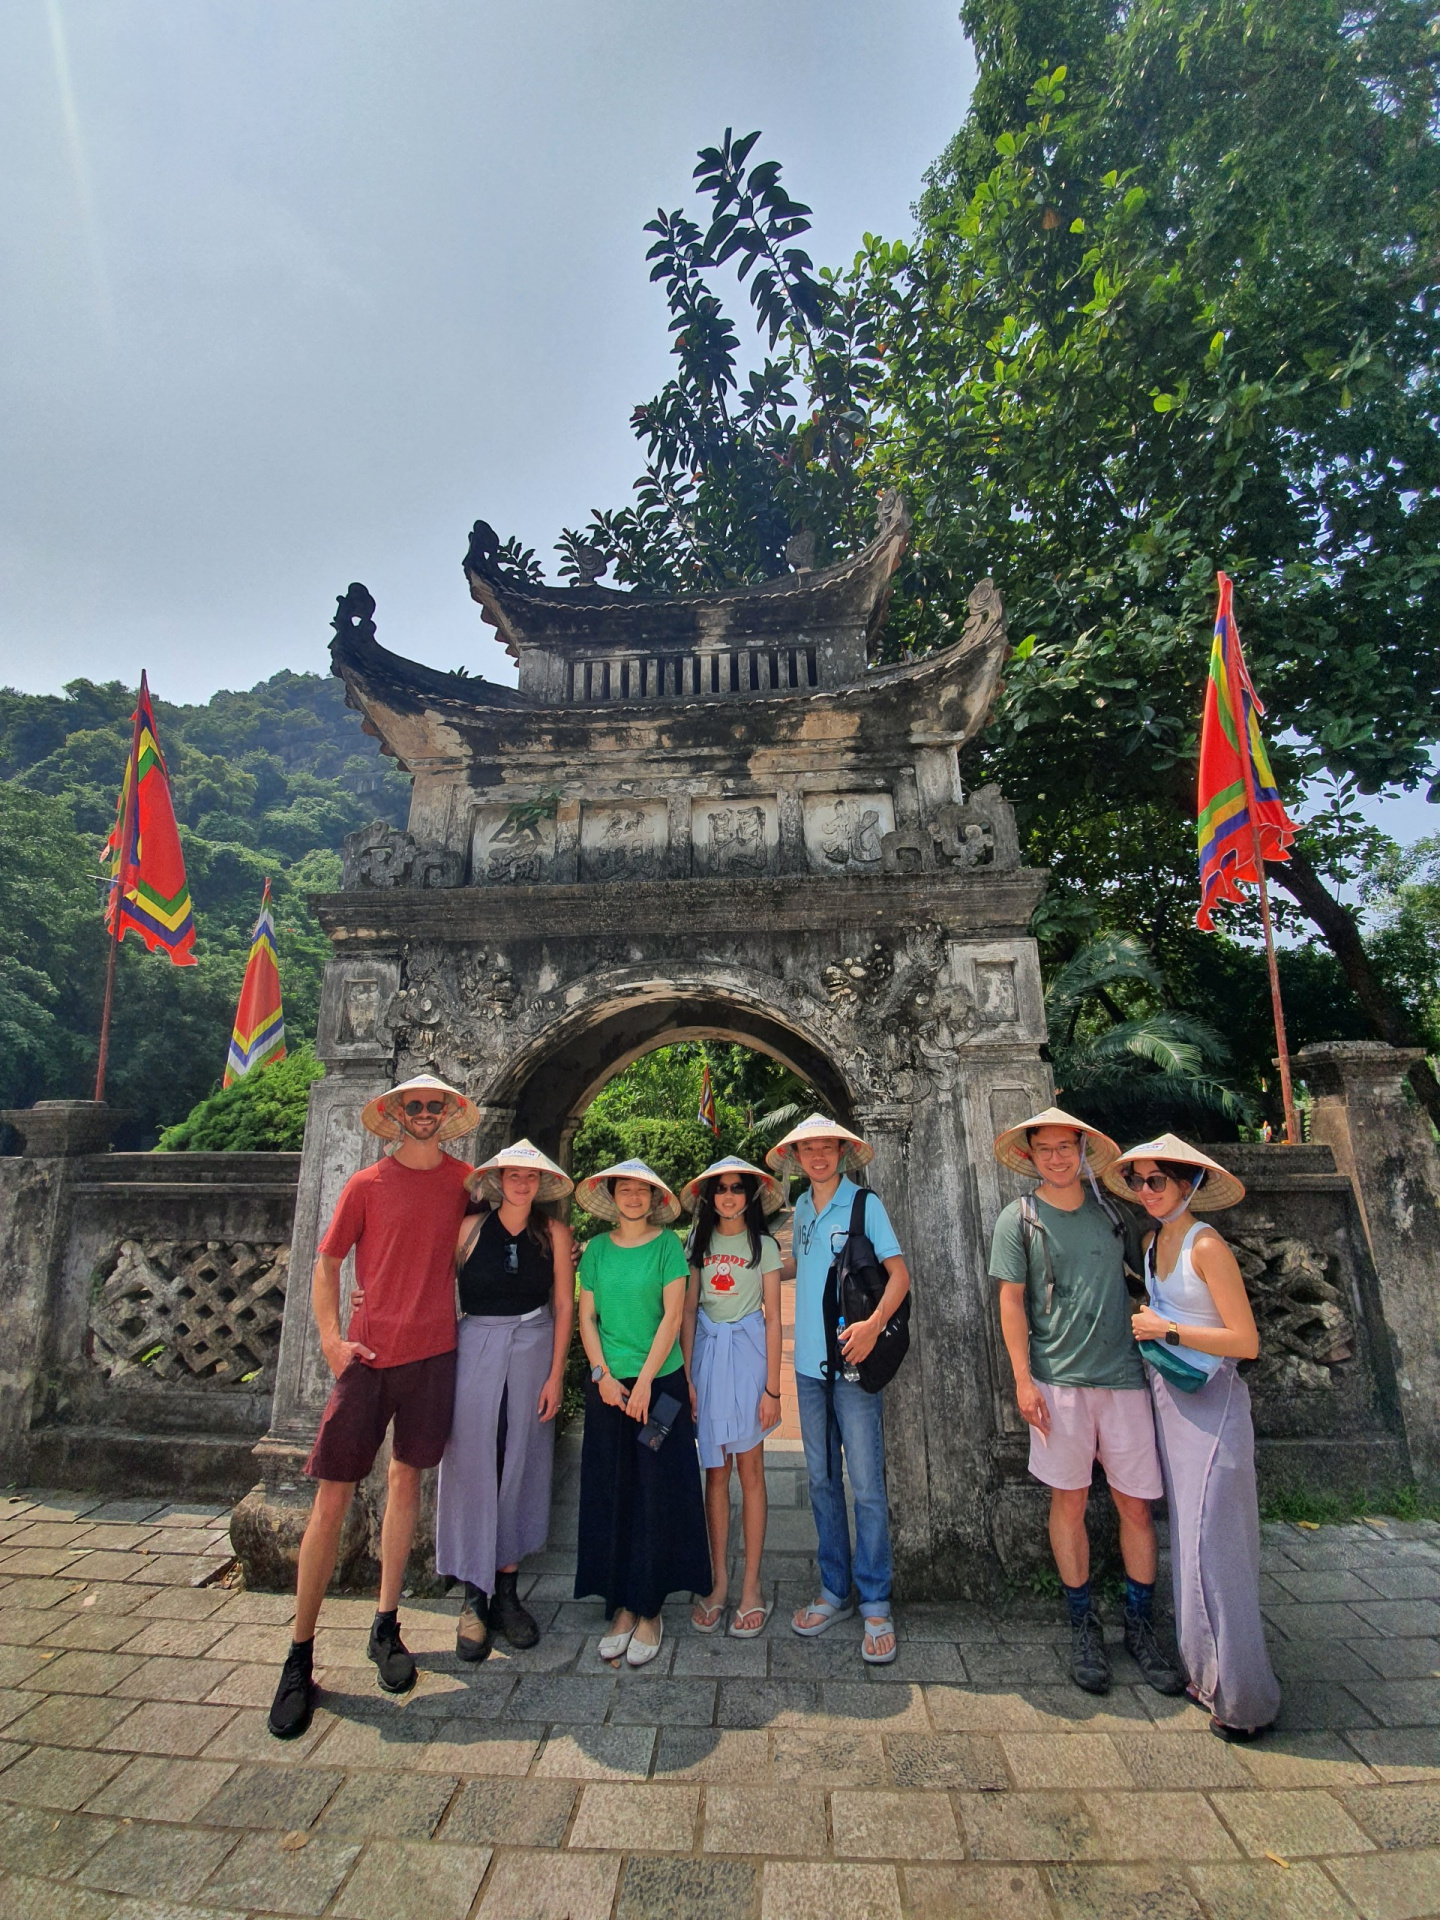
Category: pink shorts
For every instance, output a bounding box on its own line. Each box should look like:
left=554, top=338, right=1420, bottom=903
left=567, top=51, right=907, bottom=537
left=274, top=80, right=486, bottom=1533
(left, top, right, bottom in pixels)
left=1027, top=1381, right=1162, bottom=1499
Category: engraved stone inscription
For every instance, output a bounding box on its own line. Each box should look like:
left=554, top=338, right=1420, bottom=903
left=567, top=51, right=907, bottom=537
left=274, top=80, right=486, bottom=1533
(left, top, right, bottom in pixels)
left=579, top=801, right=669, bottom=883
left=472, top=806, right=556, bottom=885
left=338, top=978, right=380, bottom=1044
left=802, top=792, right=895, bottom=874
left=974, top=960, right=1019, bottom=1024
left=692, top=798, right=777, bottom=878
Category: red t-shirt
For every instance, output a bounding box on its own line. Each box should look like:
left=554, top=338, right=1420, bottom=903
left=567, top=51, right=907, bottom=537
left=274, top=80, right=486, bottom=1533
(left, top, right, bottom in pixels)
left=318, top=1152, right=474, bottom=1368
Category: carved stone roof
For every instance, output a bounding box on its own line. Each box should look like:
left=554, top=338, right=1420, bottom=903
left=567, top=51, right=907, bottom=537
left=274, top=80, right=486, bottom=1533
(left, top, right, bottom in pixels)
left=462, top=498, right=912, bottom=658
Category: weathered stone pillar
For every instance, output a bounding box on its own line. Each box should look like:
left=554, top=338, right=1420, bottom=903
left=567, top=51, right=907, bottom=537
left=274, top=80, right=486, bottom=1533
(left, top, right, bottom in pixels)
left=1298, top=1041, right=1440, bottom=1486
left=0, top=1104, right=127, bottom=1479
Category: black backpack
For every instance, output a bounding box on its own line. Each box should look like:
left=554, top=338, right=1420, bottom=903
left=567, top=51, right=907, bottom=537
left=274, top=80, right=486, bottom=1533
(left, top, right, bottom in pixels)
left=821, top=1186, right=911, bottom=1395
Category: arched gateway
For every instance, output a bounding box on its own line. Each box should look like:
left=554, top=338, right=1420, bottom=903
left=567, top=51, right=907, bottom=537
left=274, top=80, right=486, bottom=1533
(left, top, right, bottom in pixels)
left=243, top=498, right=1055, bottom=1595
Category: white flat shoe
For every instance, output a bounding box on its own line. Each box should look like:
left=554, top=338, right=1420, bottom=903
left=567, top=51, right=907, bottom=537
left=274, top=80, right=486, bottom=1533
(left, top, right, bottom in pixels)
left=626, top=1621, right=663, bottom=1667
left=598, top=1627, right=634, bottom=1661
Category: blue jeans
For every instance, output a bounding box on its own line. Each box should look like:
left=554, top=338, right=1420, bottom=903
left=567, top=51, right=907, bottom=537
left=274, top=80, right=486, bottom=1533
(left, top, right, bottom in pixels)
left=795, top=1371, right=892, bottom=1612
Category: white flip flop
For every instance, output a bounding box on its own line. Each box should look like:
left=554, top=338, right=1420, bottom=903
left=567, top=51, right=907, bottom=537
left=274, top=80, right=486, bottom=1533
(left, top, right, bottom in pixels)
left=791, top=1597, right=855, bottom=1638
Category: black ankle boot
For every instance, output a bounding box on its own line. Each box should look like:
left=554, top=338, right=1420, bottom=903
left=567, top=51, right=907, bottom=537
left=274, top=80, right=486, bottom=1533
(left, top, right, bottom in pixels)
left=490, top=1569, right=539, bottom=1649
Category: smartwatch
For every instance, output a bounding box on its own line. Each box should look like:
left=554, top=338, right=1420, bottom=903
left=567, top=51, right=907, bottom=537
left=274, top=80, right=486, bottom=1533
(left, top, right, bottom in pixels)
left=1164, top=1322, right=1181, bottom=1346
left=590, top=1363, right=606, bottom=1382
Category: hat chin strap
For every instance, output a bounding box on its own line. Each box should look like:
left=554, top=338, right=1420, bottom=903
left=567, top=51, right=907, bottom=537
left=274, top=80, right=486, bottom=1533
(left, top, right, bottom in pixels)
left=1160, top=1173, right=1206, bottom=1223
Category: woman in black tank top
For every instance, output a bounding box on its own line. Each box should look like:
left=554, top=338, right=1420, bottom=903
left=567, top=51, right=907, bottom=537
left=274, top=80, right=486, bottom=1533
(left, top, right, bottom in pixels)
left=435, top=1141, right=576, bottom=1663
left=459, top=1209, right=556, bottom=1318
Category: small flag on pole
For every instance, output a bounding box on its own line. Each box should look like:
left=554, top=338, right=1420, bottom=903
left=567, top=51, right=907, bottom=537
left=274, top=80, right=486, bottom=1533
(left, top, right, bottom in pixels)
left=101, top=673, right=195, bottom=965
left=697, top=1063, right=720, bottom=1136
left=225, top=881, right=286, bottom=1087
left=1194, top=572, right=1301, bottom=1143
left=1195, top=573, right=1297, bottom=932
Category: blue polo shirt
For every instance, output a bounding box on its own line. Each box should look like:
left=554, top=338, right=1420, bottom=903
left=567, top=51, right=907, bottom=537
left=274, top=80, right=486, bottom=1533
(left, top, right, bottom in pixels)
left=790, top=1176, right=903, bottom=1380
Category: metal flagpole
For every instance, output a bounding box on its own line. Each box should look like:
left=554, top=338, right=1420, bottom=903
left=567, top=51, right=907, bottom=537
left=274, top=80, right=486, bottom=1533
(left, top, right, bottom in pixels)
left=93, top=676, right=146, bottom=1104
left=1222, top=622, right=1299, bottom=1144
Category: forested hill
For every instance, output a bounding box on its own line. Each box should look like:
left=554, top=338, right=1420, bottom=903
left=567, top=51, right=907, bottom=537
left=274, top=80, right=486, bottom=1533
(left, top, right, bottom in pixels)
left=0, top=671, right=410, bottom=1144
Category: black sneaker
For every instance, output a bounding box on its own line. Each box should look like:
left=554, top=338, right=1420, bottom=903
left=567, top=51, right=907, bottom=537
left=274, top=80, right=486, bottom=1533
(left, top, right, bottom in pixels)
left=367, top=1614, right=417, bottom=1694
left=267, top=1644, right=315, bottom=1740
left=490, top=1572, right=539, bottom=1650
left=1070, top=1610, right=1112, bottom=1694
left=1124, top=1612, right=1187, bottom=1695
left=456, top=1585, right=491, bottom=1663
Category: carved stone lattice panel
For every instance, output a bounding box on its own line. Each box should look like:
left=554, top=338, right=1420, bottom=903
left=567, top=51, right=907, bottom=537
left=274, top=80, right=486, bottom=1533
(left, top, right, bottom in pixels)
left=1234, top=1233, right=1356, bottom=1393
left=89, top=1239, right=290, bottom=1389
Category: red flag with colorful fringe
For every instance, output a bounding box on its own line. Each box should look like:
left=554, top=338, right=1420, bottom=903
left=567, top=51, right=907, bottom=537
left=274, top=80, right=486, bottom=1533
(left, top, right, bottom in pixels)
left=697, top=1063, right=720, bottom=1136
left=101, top=673, right=195, bottom=964
left=224, top=880, right=286, bottom=1086
left=1195, top=573, right=1297, bottom=932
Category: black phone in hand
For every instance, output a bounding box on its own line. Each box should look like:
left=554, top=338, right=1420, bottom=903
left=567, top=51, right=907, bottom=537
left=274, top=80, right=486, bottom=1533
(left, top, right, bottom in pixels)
left=637, top=1391, right=683, bottom=1451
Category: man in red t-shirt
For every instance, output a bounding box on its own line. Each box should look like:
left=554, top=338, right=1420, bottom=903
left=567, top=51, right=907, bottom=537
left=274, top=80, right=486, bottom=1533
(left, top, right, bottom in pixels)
left=268, top=1074, right=479, bottom=1740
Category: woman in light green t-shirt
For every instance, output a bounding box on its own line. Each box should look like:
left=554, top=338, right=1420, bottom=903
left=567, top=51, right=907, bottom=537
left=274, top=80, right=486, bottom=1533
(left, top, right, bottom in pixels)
left=574, top=1160, right=712, bottom=1669
left=679, top=1157, right=785, bottom=1639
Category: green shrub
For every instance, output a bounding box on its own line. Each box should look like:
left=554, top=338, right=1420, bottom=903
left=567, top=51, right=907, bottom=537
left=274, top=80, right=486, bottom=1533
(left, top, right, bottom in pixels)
left=156, top=1045, right=323, bottom=1152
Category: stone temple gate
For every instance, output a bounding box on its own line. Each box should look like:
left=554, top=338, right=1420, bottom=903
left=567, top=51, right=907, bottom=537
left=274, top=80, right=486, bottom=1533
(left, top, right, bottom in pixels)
left=248, top=495, right=1060, bottom=1597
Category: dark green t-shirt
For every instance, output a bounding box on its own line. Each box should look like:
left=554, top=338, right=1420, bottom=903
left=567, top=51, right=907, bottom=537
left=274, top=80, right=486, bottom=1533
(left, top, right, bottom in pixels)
left=577, top=1228, right=689, bottom=1378
left=989, top=1192, right=1145, bottom=1390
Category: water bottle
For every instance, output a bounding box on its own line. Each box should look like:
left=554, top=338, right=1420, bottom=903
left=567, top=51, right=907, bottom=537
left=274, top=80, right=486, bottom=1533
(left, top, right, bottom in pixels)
left=837, top=1317, right=861, bottom=1385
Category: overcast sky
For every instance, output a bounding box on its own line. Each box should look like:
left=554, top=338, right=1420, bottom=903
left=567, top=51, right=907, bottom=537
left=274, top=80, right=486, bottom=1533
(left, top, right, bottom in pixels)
left=2, top=0, right=972, bottom=701
left=3, top=1, right=1431, bottom=847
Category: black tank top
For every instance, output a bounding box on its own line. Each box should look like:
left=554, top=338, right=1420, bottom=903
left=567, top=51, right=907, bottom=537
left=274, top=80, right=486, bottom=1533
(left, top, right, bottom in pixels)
left=458, top=1208, right=554, bottom=1318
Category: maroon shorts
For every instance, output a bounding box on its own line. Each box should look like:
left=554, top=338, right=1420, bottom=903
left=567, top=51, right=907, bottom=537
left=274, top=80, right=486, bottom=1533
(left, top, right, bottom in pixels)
left=305, top=1350, right=456, bottom=1483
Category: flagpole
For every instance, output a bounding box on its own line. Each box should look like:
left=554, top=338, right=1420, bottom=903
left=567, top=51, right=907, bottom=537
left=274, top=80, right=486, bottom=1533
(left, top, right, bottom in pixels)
left=1222, top=621, right=1300, bottom=1145
left=94, top=677, right=146, bottom=1104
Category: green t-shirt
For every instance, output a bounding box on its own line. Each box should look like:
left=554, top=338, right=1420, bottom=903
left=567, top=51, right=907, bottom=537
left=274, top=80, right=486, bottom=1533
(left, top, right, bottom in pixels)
left=989, top=1192, right=1145, bottom=1390
left=578, top=1228, right=689, bottom=1379
left=694, top=1230, right=781, bottom=1324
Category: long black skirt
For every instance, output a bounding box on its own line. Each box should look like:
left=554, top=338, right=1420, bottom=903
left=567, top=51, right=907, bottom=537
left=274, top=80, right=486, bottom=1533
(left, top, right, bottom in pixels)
left=574, top=1366, right=712, bottom=1618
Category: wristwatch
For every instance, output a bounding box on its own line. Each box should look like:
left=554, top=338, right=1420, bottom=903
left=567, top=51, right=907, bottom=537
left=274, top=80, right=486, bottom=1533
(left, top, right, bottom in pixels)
left=1164, top=1322, right=1181, bottom=1346
left=590, top=1363, right=606, bottom=1382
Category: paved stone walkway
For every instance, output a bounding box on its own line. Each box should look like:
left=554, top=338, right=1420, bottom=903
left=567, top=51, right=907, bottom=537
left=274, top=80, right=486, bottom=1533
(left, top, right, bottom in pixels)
left=3, top=1442, right=1440, bottom=1919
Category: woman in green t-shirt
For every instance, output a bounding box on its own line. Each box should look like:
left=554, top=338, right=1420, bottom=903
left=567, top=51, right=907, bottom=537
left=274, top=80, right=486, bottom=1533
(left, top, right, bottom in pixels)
left=574, top=1159, right=712, bottom=1667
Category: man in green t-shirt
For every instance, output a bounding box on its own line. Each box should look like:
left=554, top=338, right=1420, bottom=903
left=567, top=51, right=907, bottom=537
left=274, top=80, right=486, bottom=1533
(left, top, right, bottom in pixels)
left=989, top=1107, right=1183, bottom=1699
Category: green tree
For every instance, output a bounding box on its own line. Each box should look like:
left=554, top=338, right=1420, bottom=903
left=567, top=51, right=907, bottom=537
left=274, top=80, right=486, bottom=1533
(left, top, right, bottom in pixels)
left=548, top=0, right=1440, bottom=1124
left=0, top=671, right=405, bottom=1143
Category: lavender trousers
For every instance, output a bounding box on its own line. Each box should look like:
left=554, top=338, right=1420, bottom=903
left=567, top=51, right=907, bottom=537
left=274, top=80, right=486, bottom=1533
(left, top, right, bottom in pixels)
left=1151, top=1361, right=1282, bottom=1731
left=436, top=1311, right=555, bottom=1596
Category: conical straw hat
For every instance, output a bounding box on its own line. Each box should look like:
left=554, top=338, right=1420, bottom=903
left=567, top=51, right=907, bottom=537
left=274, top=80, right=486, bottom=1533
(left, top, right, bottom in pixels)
left=680, top=1156, right=785, bottom=1217
left=992, top=1105, right=1120, bottom=1177
left=468, top=1138, right=573, bottom=1205
left=361, top=1074, right=480, bottom=1143
left=574, top=1158, right=682, bottom=1225
left=764, top=1113, right=873, bottom=1175
left=1102, top=1133, right=1246, bottom=1211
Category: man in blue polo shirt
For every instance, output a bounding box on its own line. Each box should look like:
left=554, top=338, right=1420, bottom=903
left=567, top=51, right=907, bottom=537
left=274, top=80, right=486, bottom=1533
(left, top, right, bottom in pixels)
left=769, top=1115, right=910, bottom=1666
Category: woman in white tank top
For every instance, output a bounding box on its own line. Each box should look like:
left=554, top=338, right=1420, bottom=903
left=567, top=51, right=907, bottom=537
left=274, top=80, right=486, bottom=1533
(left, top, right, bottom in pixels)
left=1104, top=1134, right=1281, bottom=1741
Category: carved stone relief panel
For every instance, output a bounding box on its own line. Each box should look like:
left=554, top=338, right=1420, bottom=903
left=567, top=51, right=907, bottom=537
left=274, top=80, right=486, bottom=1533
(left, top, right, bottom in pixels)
left=1234, top=1234, right=1357, bottom=1394
left=579, top=801, right=669, bottom=883
left=691, top=798, right=778, bottom=878
left=471, top=805, right=557, bottom=886
left=802, top=792, right=895, bottom=874
left=318, top=959, right=401, bottom=1063
left=342, top=821, right=463, bottom=890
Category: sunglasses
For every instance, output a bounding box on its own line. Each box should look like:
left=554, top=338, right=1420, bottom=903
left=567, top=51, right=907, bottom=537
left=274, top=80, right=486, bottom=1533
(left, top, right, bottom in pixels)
left=713, top=1180, right=747, bottom=1194
left=401, top=1099, right=448, bottom=1117
left=1123, top=1171, right=1174, bottom=1194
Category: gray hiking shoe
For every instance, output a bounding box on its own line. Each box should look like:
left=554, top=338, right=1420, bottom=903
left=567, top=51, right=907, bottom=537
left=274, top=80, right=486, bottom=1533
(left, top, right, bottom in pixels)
left=1070, top=1610, right=1112, bottom=1694
left=1124, top=1611, right=1186, bottom=1694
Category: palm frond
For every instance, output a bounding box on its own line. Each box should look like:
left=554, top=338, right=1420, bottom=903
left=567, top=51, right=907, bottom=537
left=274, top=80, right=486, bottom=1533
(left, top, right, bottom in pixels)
left=1044, top=932, right=1161, bottom=1029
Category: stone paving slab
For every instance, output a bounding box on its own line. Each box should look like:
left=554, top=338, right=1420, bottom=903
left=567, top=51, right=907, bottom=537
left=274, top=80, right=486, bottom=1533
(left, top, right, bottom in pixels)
left=7, top=1502, right=1440, bottom=1913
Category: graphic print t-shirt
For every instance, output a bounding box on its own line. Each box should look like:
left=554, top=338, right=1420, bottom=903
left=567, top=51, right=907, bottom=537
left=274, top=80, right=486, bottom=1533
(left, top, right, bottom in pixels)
left=319, top=1151, right=474, bottom=1369
left=696, top=1231, right=780, bottom=1324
